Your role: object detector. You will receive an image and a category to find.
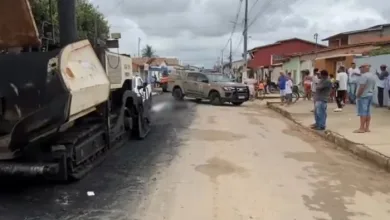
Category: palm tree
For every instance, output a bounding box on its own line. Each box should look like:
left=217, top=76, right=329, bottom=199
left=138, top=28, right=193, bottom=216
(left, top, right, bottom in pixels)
left=142, top=44, right=156, bottom=57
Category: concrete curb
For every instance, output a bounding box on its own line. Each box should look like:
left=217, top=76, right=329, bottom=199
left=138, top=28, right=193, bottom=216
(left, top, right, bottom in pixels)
left=266, top=102, right=390, bottom=172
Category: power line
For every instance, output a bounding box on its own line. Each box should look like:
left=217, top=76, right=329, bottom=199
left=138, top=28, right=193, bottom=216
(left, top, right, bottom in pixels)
left=109, top=24, right=234, bottom=30
left=233, top=36, right=243, bottom=55
left=222, top=0, right=244, bottom=52
left=246, top=0, right=302, bottom=31
left=246, top=0, right=273, bottom=30
left=248, top=0, right=260, bottom=14
left=110, top=0, right=125, bottom=12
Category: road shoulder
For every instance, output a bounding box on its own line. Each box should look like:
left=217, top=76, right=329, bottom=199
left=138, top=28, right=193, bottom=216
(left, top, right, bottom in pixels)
left=267, top=101, right=390, bottom=172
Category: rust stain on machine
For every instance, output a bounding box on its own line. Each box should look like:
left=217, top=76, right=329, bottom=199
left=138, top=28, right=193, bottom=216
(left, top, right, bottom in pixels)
left=0, top=0, right=41, bottom=49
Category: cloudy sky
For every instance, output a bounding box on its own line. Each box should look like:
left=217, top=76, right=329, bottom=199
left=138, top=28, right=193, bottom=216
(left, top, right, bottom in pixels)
left=90, top=0, right=390, bottom=68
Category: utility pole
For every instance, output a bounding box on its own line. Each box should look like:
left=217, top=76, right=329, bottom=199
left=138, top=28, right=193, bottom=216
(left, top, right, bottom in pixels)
left=242, top=0, right=249, bottom=83
left=221, top=50, right=224, bottom=73
left=313, top=33, right=319, bottom=73
left=314, top=33, right=318, bottom=57
left=229, top=38, right=233, bottom=69
left=57, top=0, right=77, bottom=47
left=138, top=37, right=141, bottom=57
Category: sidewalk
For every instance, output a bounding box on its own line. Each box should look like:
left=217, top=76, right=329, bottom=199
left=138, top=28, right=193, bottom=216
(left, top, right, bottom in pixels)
left=267, top=100, right=390, bottom=171
left=262, top=93, right=281, bottom=99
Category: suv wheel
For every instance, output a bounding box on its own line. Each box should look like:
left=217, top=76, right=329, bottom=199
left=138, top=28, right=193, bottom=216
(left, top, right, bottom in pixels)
left=209, top=91, right=222, bottom=105
left=173, top=87, right=184, bottom=101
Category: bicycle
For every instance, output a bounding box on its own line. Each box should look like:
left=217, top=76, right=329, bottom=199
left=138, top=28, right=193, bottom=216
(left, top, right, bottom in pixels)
left=292, top=85, right=304, bottom=103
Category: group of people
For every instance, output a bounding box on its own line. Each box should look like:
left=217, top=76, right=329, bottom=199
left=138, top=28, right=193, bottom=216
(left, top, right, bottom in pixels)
left=301, top=63, right=388, bottom=133
left=277, top=72, right=294, bottom=106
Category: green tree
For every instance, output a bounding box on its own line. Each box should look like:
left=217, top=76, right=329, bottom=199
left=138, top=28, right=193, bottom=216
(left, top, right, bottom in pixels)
left=142, top=44, right=156, bottom=57
left=29, top=0, right=109, bottom=44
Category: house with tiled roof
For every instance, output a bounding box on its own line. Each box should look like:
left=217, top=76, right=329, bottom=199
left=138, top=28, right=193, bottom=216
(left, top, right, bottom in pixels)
left=132, top=57, right=180, bottom=73
left=322, top=23, right=390, bottom=47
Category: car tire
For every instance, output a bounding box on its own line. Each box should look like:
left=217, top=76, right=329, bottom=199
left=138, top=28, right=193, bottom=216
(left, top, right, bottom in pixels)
left=232, top=101, right=243, bottom=106
left=173, top=87, right=184, bottom=101
left=209, top=91, right=222, bottom=105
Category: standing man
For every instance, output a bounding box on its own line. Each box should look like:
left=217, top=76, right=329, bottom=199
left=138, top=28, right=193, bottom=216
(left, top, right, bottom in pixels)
left=354, top=64, right=376, bottom=133
left=278, top=72, right=286, bottom=104
left=311, top=68, right=320, bottom=112
left=347, top=63, right=361, bottom=104
left=375, top=64, right=389, bottom=107
left=310, top=70, right=332, bottom=130
left=334, top=66, right=348, bottom=112
left=284, top=75, right=293, bottom=105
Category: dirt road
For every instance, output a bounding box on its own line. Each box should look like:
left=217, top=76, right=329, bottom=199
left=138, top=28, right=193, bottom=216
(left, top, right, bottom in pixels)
left=130, top=100, right=390, bottom=220
left=2, top=96, right=390, bottom=220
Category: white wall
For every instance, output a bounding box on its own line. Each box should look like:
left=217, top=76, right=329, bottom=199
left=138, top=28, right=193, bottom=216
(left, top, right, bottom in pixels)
left=354, top=54, right=390, bottom=106
left=271, top=66, right=282, bottom=83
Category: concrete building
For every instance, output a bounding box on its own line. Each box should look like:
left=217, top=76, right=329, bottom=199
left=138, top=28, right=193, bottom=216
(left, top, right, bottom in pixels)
left=248, top=38, right=327, bottom=83
left=323, top=24, right=390, bottom=48
left=281, top=40, right=390, bottom=84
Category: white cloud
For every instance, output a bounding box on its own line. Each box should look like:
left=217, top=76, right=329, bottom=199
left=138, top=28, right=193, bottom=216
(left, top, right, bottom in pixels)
left=91, top=0, right=390, bottom=68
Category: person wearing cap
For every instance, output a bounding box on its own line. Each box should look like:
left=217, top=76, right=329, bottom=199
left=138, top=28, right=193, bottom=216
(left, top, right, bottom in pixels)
left=354, top=63, right=376, bottom=133
left=347, top=63, right=361, bottom=104
left=375, top=64, right=389, bottom=107
left=310, top=70, right=332, bottom=130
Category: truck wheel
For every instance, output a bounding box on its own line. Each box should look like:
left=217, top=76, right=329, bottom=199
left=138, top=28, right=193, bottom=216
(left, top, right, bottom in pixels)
left=232, top=101, right=243, bottom=106
left=173, top=87, right=184, bottom=101
left=132, top=105, right=145, bottom=139
left=209, top=91, right=222, bottom=105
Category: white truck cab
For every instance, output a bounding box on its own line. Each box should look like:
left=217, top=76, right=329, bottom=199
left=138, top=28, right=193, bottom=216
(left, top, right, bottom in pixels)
left=103, top=51, right=152, bottom=103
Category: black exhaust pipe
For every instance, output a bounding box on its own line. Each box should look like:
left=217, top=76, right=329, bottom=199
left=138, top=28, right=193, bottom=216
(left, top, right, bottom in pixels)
left=57, top=0, right=78, bottom=47
left=0, top=162, right=59, bottom=177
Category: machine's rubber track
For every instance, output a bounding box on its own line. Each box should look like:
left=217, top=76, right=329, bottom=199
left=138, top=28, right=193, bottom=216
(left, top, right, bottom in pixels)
left=54, top=115, right=127, bottom=181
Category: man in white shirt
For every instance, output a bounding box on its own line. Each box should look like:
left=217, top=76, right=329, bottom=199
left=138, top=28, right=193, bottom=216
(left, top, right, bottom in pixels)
left=284, top=76, right=293, bottom=105
left=347, top=63, right=361, bottom=104
left=334, top=66, right=348, bottom=112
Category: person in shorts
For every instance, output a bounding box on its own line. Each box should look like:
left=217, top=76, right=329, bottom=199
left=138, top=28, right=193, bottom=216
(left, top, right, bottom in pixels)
left=354, top=63, right=376, bottom=133
left=278, top=72, right=287, bottom=104
left=257, top=80, right=265, bottom=98
left=284, top=76, right=293, bottom=105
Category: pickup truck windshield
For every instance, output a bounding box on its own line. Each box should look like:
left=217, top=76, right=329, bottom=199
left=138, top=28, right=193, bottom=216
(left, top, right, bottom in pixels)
left=206, top=74, right=232, bottom=82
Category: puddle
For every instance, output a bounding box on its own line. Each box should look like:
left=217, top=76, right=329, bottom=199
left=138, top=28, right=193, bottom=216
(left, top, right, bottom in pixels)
left=188, top=128, right=246, bottom=141
left=195, top=157, right=249, bottom=183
